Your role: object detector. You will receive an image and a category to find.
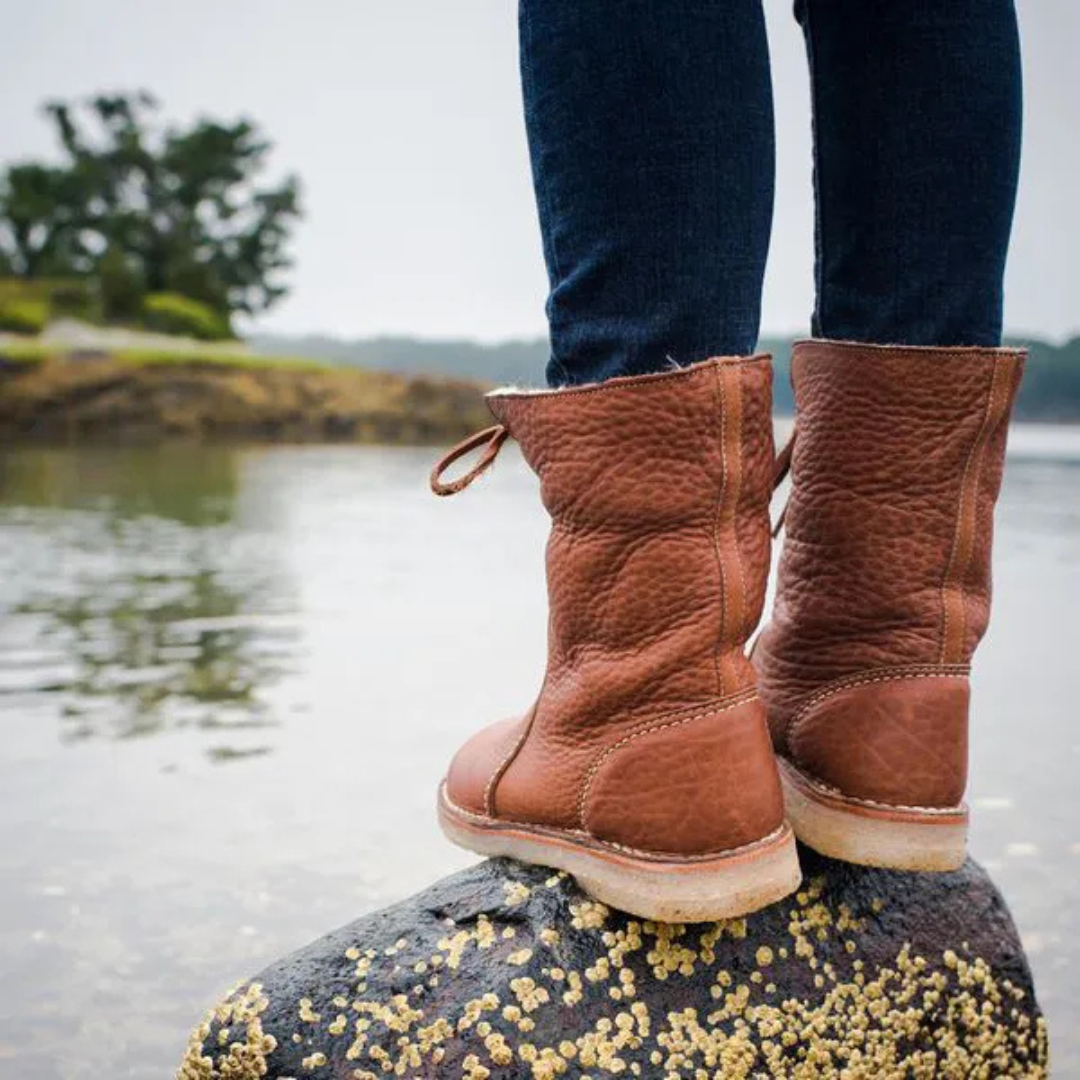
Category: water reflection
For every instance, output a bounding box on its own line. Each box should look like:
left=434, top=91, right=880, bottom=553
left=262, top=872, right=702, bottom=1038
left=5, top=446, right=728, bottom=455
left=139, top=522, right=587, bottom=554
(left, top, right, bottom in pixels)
left=0, top=447, right=297, bottom=758
left=0, top=444, right=241, bottom=525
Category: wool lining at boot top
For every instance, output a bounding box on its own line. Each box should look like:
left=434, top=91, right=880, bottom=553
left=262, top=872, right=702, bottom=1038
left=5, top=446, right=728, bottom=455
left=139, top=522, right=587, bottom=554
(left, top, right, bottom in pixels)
left=485, top=356, right=766, bottom=399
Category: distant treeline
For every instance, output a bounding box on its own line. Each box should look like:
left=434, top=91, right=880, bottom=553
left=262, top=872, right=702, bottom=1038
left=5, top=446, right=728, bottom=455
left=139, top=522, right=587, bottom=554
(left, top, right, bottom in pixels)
left=251, top=332, right=1080, bottom=421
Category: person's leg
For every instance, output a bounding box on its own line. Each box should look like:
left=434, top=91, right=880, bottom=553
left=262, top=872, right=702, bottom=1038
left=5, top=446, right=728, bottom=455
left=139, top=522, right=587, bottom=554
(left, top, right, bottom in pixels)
left=797, top=0, right=1022, bottom=346
left=434, top=2, right=803, bottom=919
left=754, top=1, right=1027, bottom=871
left=519, top=0, right=775, bottom=386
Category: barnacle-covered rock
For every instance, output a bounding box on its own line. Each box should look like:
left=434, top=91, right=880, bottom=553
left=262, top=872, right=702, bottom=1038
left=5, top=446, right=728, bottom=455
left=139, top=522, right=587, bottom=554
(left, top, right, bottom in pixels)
left=178, top=849, right=1047, bottom=1078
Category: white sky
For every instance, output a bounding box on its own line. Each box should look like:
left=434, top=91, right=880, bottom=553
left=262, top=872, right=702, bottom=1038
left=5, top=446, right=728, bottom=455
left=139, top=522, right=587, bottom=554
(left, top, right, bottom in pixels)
left=1, top=1, right=1075, bottom=342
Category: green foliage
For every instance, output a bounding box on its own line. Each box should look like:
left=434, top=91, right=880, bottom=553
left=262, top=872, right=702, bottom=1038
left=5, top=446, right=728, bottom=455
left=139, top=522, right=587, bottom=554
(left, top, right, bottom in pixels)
left=98, top=247, right=145, bottom=321
left=45, top=278, right=95, bottom=318
left=0, top=295, right=48, bottom=334
left=0, top=275, right=94, bottom=312
left=0, top=278, right=34, bottom=303
left=162, top=258, right=229, bottom=315
left=141, top=293, right=234, bottom=341
left=0, top=275, right=100, bottom=329
left=0, top=163, right=87, bottom=278
left=0, top=91, right=301, bottom=320
left=0, top=339, right=327, bottom=370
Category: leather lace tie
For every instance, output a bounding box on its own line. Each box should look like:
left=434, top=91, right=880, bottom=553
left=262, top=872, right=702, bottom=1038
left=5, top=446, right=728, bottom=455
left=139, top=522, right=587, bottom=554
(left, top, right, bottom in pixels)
left=771, top=423, right=796, bottom=538
left=430, top=424, right=510, bottom=496
left=432, top=421, right=796, bottom=518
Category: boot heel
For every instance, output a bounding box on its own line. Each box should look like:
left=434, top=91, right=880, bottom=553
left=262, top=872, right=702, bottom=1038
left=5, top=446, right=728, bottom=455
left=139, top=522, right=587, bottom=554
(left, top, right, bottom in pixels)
left=778, top=759, right=968, bottom=872
left=439, top=785, right=802, bottom=922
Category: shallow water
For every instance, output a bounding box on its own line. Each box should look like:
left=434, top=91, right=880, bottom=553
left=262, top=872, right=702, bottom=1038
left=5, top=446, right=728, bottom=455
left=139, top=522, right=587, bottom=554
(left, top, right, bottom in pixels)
left=0, top=428, right=1076, bottom=1077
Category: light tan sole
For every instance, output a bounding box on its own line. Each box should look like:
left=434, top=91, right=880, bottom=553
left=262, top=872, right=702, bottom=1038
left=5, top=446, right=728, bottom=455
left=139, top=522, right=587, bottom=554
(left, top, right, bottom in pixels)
left=438, top=785, right=801, bottom=922
left=778, top=758, right=968, bottom=872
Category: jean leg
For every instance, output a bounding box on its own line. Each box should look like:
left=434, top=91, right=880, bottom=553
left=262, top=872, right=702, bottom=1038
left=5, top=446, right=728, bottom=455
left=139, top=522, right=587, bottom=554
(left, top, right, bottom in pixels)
left=519, top=0, right=775, bottom=385
left=797, top=0, right=1022, bottom=347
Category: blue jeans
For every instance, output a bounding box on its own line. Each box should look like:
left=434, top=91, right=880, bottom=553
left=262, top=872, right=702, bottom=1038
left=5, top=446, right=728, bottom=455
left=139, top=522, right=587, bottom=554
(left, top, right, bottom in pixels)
left=520, top=0, right=1023, bottom=387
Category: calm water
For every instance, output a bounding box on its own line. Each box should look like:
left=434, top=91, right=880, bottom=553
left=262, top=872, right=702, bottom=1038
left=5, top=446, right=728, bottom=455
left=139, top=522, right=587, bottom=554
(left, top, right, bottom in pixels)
left=0, top=429, right=1077, bottom=1078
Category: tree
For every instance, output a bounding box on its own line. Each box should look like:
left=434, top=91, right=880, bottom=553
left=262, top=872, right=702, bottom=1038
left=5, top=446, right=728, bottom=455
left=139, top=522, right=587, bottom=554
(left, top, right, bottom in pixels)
left=0, top=92, right=301, bottom=318
left=0, top=163, right=88, bottom=277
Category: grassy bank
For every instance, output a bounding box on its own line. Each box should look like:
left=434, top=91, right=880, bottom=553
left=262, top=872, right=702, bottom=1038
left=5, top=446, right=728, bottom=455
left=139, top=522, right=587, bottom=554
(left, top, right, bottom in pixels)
left=0, top=345, right=493, bottom=444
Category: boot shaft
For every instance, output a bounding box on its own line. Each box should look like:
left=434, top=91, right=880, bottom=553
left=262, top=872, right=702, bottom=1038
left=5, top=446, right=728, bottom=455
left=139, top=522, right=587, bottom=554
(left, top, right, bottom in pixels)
left=438, top=356, right=801, bottom=909
left=488, top=356, right=776, bottom=707
left=757, top=339, right=1025, bottom=811
left=480, top=356, right=784, bottom=850
left=771, top=340, right=1024, bottom=677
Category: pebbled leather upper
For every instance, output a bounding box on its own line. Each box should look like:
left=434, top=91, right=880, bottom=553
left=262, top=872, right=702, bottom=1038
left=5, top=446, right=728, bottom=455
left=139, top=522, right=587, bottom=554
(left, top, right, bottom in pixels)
left=755, top=340, right=1025, bottom=807
left=445, top=356, right=784, bottom=856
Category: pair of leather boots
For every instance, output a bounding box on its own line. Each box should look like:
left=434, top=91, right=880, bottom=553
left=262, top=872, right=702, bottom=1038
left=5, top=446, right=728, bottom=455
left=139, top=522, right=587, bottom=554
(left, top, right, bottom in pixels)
left=430, top=339, right=1025, bottom=922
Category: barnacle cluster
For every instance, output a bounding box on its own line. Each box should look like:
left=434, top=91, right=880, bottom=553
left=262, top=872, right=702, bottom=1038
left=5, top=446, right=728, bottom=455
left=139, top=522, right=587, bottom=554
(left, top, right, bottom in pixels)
left=178, top=873, right=1047, bottom=1079
left=179, top=981, right=276, bottom=1079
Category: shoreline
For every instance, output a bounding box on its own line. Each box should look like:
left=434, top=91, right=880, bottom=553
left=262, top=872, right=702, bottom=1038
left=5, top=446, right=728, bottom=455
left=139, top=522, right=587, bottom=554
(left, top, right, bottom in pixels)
left=3, top=347, right=1077, bottom=447
left=0, top=348, right=493, bottom=445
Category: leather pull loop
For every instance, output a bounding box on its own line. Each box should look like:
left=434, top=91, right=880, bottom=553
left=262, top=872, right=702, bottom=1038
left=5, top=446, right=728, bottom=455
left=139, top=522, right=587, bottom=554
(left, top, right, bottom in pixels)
left=771, top=424, right=796, bottom=538
left=772, top=501, right=789, bottom=540
left=430, top=424, right=510, bottom=496
left=773, top=424, right=796, bottom=490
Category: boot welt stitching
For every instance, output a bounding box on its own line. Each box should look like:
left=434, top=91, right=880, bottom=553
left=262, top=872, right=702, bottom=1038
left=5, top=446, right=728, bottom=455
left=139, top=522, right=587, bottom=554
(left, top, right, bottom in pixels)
left=787, top=664, right=970, bottom=746
left=781, top=758, right=967, bottom=817
left=713, top=362, right=749, bottom=695
left=577, top=690, right=758, bottom=830
left=710, top=362, right=729, bottom=696
left=730, top=374, right=747, bottom=648
left=444, top=789, right=790, bottom=863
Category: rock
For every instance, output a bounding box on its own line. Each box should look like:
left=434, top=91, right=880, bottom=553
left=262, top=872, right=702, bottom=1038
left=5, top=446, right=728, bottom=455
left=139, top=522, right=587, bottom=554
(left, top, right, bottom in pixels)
left=177, top=849, right=1047, bottom=1079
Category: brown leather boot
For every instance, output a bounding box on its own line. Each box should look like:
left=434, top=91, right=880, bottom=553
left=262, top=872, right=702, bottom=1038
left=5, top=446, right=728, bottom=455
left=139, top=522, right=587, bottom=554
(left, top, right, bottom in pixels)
left=430, top=357, right=800, bottom=921
left=755, top=339, right=1025, bottom=871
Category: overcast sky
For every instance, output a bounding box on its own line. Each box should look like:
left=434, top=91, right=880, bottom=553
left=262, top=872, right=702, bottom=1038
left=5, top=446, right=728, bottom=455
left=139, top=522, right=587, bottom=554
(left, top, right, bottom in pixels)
left=1, top=1, right=1076, bottom=343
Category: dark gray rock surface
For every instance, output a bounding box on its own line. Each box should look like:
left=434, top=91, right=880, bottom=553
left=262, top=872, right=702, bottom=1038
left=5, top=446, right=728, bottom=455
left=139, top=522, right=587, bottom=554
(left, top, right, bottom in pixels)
left=178, top=848, right=1047, bottom=1078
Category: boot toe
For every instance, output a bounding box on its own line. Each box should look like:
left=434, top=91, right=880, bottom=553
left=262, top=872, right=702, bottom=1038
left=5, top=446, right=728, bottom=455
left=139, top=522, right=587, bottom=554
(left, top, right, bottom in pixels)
left=445, top=715, right=527, bottom=817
